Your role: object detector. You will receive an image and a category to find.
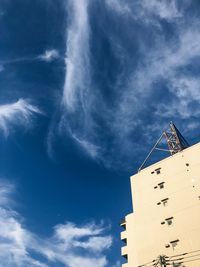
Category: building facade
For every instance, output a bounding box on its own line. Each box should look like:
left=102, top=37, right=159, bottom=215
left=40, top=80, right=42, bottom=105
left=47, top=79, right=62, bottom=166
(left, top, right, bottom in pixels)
left=121, top=142, right=200, bottom=267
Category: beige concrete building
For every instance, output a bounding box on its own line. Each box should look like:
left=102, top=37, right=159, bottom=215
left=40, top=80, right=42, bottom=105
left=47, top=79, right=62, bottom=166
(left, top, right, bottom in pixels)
left=121, top=142, right=200, bottom=267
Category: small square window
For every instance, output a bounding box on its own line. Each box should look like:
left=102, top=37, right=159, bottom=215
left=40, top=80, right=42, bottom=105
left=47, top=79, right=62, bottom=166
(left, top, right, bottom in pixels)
left=166, top=219, right=173, bottom=226
left=123, top=254, right=128, bottom=261
left=158, top=182, right=165, bottom=189
left=170, top=239, right=179, bottom=249
left=161, top=198, right=169, bottom=206
left=155, top=168, right=161, bottom=174
left=121, top=224, right=126, bottom=230
left=165, top=217, right=174, bottom=226
left=122, top=238, right=127, bottom=245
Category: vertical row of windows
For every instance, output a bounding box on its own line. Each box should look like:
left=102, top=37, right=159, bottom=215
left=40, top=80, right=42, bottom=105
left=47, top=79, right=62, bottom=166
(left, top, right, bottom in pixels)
left=151, top=167, right=180, bottom=251
left=120, top=220, right=128, bottom=263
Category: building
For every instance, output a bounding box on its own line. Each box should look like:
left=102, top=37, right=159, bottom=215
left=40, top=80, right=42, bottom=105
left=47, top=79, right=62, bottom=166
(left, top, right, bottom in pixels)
left=121, top=124, right=200, bottom=267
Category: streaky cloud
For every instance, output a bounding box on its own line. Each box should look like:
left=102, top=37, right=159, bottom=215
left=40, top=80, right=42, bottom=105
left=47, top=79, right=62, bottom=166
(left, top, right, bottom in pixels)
left=0, top=49, right=59, bottom=69
left=38, top=49, right=60, bottom=62
left=141, top=0, right=182, bottom=21
left=58, top=0, right=101, bottom=161
left=63, top=0, right=90, bottom=110
left=105, top=0, right=182, bottom=22
left=0, top=180, right=112, bottom=267
left=104, top=0, right=132, bottom=16
left=57, top=0, right=200, bottom=170
left=0, top=99, right=42, bottom=137
left=71, top=133, right=100, bottom=159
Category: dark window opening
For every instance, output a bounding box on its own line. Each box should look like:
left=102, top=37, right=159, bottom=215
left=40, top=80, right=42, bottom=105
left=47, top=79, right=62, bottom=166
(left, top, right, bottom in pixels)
left=161, top=198, right=169, bottom=206
left=122, top=238, right=127, bottom=245
left=155, top=168, right=161, bottom=174
left=158, top=182, right=165, bottom=189
left=170, top=239, right=179, bottom=249
left=121, top=224, right=126, bottom=230
left=122, top=254, right=128, bottom=261
left=165, top=217, right=174, bottom=226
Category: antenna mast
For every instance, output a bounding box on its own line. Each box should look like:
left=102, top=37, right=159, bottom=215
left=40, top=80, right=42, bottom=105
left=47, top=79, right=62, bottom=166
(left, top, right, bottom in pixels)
left=138, top=122, right=189, bottom=172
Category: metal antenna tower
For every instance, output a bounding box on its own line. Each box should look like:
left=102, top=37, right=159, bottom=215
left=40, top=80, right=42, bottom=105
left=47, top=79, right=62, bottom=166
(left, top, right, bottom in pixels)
left=138, top=122, right=190, bottom=172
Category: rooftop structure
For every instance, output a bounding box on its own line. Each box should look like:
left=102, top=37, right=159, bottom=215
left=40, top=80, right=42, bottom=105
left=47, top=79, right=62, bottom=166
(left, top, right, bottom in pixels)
left=121, top=124, right=200, bottom=267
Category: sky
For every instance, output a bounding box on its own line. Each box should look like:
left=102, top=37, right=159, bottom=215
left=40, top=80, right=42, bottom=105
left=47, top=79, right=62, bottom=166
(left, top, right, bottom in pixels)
left=0, top=0, right=200, bottom=266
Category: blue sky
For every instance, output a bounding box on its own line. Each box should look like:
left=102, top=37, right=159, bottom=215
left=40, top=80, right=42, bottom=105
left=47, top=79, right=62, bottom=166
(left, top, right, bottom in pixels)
left=0, top=0, right=200, bottom=266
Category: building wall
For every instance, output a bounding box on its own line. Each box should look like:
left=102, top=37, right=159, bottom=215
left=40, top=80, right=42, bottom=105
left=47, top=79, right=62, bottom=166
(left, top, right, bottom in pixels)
left=121, top=142, right=200, bottom=267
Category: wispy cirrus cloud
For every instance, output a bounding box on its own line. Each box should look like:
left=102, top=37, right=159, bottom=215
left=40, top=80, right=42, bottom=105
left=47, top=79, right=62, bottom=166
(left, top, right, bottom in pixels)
left=140, top=0, right=182, bottom=21
left=38, top=49, right=60, bottom=62
left=0, top=99, right=42, bottom=137
left=104, top=0, right=132, bottom=16
left=70, top=133, right=100, bottom=159
left=105, top=0, right=182, bottom=22
left=0, top=49, right=59, bottom=71
left=59, top=0, right=101, bottom=160
left=0, top=180, right=113, bottom=267
left=63, top=0, right=90, bottom=109
left=127, top=25, right=200, bottom=121
left=57, top=0, right=200, bottom=170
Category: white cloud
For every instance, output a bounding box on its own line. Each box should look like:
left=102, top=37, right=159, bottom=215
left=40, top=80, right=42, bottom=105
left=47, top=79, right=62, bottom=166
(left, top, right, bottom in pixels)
left=0, top=180, right=112, bottom=267
left=71, top=133, right=100, bottom=159
left=39, top=49, right=59, bottom=62
left=105, top=0, right=182, bottom=22
left=106, top=2, right=199, bottom=159
left=141, top=0, right=181, bottom=21
left=0, top=99, right=42, bottom=137
left=156, top=76, right=200, bottom=119
left=54, top=221, right=104, bottom=241
left=129, top=27, right=200, bottom=119
left=0, top=180, right=14, bottom=207
left=56, top=0, right=199, bottom=169
left=58, top=0, right=103, bottom=160
left=111, top=261, right=121, bottom=267
left=0, top=49, right=59, bottom=69
left=104, top=0, right=131, bottom=15
left=63, top=0, right=90, bottom=110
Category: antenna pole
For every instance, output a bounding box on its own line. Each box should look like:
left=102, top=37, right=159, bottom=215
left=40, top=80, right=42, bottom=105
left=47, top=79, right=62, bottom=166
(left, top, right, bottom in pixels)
left=138, top=133, right=164, bottom=172
left=138, top=122, right=190, bottom=172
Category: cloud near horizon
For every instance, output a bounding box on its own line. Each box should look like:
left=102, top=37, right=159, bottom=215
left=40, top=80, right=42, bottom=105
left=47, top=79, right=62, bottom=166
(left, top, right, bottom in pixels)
left=0, top=180, right=113, bottom=267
